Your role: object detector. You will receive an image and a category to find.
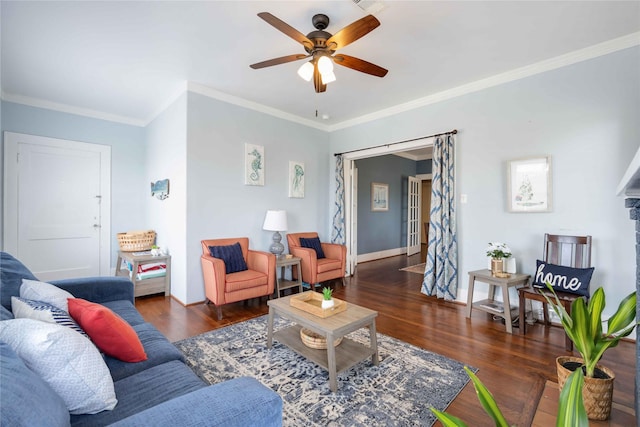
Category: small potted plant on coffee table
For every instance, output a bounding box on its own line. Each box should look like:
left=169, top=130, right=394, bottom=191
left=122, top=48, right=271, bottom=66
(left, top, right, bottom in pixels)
left=321, top=287, right=334, bottom=309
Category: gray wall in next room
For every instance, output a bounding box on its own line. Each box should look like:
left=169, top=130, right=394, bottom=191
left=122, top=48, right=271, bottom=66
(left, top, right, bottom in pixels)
left=355, top=154, right=418, bottom=255
left=417, top=159, right=432, bottom=175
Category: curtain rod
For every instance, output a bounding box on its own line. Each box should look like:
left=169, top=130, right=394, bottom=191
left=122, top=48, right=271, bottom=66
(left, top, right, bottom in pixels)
left=334, top=129, right=457, bottom=157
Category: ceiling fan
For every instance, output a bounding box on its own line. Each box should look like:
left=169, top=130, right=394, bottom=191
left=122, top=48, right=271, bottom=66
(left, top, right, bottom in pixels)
left=250, top=12, right=388, bottom=93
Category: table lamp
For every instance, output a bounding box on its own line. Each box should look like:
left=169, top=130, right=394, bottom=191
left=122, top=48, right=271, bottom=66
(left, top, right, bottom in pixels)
left=262, top=210, right=288, bottom=257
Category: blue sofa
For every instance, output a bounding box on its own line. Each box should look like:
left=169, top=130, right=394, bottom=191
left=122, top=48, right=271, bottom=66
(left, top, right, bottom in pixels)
left=0, top=252, right=282, bottom=426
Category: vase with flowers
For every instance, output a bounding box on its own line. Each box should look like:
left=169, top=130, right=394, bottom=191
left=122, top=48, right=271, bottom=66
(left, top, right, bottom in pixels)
left=486, top=242, right=512, bottom=277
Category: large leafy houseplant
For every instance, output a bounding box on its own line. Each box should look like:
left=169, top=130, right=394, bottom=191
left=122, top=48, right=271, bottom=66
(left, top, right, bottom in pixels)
left=540, top=283, right=638, bottom=420
left=430, top=366, right=587, bottom=427
left=541, top=283, right=638, bottom=378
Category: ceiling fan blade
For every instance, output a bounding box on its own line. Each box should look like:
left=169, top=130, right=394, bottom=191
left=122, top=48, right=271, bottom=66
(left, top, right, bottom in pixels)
left=326, top=15, right=380, bottom=50
left=257, top=12, right=314, bottom=50
left=313, top=62, right=327, bottom=93
left=250, top=54, right=309, bottom=69
left=333, top=54, right=388, bottom=77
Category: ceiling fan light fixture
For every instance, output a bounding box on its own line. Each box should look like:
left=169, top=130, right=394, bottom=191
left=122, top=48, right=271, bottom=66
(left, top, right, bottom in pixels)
left=321, top=70, right=336, bottom=84
left=297, top=61, right=314, bottom=81
left=317, top=55, right=334, bottom=75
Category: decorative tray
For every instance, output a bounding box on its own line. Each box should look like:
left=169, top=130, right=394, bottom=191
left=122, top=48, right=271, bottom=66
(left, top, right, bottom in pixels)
left=290, top=291, right=347, bottom=318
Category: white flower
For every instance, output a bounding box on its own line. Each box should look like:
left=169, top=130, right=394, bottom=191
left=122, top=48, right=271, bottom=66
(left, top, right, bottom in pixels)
left=486, top=242, right=512, bottom=258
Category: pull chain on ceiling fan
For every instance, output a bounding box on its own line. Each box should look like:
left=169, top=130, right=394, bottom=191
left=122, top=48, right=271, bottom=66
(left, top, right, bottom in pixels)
left=250, top=12, right=388, bottom=93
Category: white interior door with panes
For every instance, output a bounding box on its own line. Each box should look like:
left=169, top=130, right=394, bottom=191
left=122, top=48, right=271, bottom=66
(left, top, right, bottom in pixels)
left=406, top=176, right=421, bottom=256
left=3, top=132, right=111, bottom=280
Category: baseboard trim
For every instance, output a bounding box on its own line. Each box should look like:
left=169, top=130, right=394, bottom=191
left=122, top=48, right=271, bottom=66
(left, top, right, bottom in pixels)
left=357, top=248, right=407, bottom=263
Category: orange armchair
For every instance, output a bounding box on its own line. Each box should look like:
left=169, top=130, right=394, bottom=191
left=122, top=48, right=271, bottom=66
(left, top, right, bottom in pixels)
left=200, top=237, right=275, bottom=320
left=286, top=232, right=346, bottom=288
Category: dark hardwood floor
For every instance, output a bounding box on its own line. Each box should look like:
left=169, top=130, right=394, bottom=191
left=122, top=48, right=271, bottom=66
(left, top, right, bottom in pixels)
left=135, top=254, right=636, bottom=426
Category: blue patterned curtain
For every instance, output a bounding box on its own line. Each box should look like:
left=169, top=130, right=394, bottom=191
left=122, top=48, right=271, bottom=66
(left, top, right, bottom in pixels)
left=422, top=135, right=458, bottom=299
left=331, top=155, right=345, bottom=244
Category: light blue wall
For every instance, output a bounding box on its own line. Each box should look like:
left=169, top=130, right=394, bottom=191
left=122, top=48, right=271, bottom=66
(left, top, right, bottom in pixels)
left=0, top=101, right=147, bottom=266
left=145, top=93, right=188, bottom=302
left=185, top=92, right=330, bottom=303
left=330, top=46, right=640, bottom=315
left=355, top=154, right=417, bottom=254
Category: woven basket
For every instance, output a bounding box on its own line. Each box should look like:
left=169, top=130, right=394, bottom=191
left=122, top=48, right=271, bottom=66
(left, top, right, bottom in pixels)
left=556, top=356, right=615, bottom=421
left=300, top=328, right=343, bottom=349
left=117, top=230, right=156, bottom=252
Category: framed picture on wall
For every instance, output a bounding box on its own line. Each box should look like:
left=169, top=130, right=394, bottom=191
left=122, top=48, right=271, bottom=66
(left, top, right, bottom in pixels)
left=244, top=143, right=264, bottom=186
left=371, top=182, right=389, bottom=211
left=507, top=156, right=552, bottom=212
left=288, top=161, right=305, bottom=198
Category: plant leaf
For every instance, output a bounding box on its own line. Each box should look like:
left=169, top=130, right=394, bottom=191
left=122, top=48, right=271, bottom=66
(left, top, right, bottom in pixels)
left=606, top=292, right=637, bottom=336
left=430, top=408, right=468, bottom=427
left=464, top=367, right=510, bottom=427
left=569, top=299, right=594, bottom=369
left=586, top=287, right=605, bottom=341
left=556, top=369, right=588, bottom=427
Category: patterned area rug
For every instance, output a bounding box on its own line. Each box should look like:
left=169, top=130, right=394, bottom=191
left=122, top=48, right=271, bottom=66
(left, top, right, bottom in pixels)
left=400, top=263, right=426, bottom=275
left=174, top=315, right=474, bottom=426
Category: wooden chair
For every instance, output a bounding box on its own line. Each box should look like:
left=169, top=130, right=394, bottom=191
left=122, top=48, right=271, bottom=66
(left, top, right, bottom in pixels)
left=518, top=234, right=592, bottom=351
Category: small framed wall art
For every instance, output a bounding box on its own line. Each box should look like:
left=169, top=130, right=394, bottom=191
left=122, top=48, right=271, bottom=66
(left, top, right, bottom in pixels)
left=288, top=161, right=305, bottom=198
left=507, top=156, right=552, bottom=213
left=245, top=143, right=264, bottom=186
left=371, top=182, right=389, bottom=211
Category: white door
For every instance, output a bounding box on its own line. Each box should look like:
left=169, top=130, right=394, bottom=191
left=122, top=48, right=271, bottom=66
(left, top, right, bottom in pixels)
left=4, top=132, right=111, bottom=280
left=406, top=176, right=421, bottom=256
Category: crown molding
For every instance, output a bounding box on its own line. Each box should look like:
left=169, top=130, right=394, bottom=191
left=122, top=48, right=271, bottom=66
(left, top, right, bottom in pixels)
left=1, top=91, right=146, bottom=127
left=327, top=31, right=640, bottom=132
left=393, top=151, right=431, bottom=161
left=185, top=82, right=329, bottom=131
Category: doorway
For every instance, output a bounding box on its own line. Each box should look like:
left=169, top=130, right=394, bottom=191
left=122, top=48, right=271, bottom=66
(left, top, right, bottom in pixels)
left=420, top=176, right=432, bottom=263
left=3, top=132, right=111, bottom=279
left=342, top=139, right=433, bottom=276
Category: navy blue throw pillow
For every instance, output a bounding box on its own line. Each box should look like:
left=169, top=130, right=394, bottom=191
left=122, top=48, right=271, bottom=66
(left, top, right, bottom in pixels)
left=208, top=243, right=248, bottom=274
left=299, top=237, right=325, bottom=259
left=533, top=259, right=594, bottom=297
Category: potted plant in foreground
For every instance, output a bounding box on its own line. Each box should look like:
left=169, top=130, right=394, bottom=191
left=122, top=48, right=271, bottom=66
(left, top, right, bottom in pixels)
left=321, top=287, right=334, bottom=309
left=541, top=283, right=638, bottom=420
left=431, top=366, right=587, bottom=426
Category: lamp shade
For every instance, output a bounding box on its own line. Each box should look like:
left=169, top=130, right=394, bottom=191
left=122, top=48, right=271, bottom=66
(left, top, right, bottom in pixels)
left=321, top=70, right=336, bottom=84
left=297, top=62, right=314, bottom=82
left=317, top=55, right=333, bottom=74
left=263, top=210, right=288, bottom=231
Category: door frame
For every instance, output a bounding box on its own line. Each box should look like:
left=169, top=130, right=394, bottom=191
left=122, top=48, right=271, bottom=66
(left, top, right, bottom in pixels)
left=3, top=132, right=112, bottom=275
left=341, top=138, right=434, bottom=275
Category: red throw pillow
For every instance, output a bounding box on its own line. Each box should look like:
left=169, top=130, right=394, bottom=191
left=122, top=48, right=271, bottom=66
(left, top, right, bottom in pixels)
left=68, top=298, right=147, bottom=363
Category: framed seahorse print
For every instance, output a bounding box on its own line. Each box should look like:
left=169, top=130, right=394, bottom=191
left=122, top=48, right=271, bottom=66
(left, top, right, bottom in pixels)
left=244, top=143, right=265, bottom=186
left=288, top=161, right=305, bottom=198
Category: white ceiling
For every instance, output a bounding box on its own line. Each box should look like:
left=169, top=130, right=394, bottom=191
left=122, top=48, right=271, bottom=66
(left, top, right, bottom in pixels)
left=2, top=1, right=639, bottom=129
